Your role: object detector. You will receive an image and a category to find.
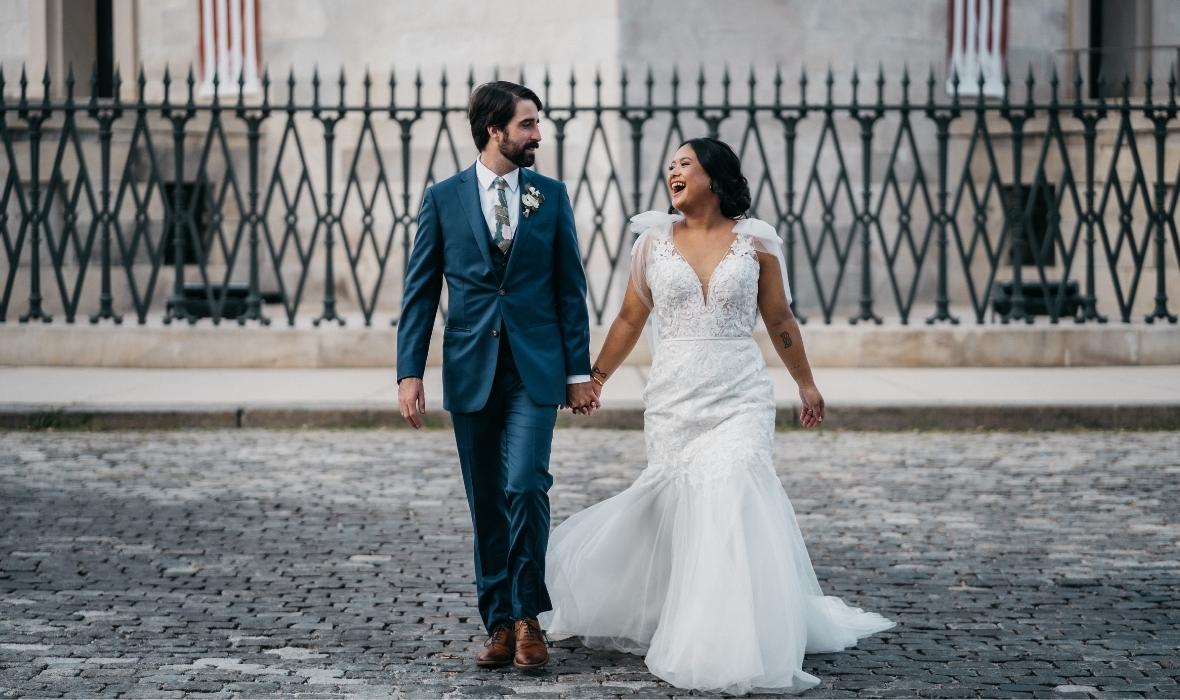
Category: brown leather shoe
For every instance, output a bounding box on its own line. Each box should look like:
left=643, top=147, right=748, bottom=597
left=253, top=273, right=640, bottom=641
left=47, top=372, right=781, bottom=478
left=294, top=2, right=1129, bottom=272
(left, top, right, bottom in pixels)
left=512, top=617, right=549, bottom=671
left=475, top=625, right=514, bottom=668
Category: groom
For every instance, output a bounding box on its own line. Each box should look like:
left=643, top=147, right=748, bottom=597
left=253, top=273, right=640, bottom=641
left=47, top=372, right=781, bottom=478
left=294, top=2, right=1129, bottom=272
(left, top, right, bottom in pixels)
left=397, top=81, right=596, bottom=671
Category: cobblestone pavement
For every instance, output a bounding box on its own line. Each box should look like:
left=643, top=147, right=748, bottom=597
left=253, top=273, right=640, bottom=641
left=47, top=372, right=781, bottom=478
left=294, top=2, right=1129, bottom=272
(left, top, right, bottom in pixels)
left=1, top=429, right=1178, bottom=699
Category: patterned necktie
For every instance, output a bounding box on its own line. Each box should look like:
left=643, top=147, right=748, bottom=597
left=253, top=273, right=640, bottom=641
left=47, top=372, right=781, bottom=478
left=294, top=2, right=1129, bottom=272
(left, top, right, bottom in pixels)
left=492, top=177, right=512, bottom=253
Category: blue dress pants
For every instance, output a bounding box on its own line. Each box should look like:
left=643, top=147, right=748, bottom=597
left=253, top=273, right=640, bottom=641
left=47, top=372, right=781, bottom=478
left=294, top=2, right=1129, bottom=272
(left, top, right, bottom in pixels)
left=450, top=334, right=557, bottom=633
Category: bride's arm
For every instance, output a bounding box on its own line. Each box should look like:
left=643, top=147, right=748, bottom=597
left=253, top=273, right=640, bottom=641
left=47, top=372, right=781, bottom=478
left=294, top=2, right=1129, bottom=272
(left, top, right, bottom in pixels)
left=755, top=251, right=825, bottom=428
left=590, top=280, right=651, bottom=387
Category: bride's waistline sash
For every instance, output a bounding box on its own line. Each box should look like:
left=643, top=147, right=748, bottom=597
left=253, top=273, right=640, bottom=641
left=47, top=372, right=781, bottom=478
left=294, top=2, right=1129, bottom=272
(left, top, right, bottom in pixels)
left=658, top=335, right=753, bottom=342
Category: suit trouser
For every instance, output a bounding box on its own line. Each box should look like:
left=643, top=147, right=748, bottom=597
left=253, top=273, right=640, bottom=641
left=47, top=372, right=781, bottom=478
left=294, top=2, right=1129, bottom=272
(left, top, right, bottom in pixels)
left=451, top=336, right=557, bottom=633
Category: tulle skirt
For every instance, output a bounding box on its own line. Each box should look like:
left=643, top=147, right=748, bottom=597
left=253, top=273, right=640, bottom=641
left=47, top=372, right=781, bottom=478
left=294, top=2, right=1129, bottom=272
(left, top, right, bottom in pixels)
left=540, top=336, right=894, bottom=695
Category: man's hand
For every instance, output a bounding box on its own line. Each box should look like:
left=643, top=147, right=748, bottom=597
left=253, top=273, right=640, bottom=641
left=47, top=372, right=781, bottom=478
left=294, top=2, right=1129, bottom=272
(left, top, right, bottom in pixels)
left=399, top=377, right=426, bottom=429
left=566, top=381, right=599, bottom=416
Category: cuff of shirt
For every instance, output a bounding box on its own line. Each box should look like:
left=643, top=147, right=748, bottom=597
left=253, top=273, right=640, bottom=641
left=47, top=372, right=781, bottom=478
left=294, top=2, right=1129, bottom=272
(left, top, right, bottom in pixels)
left=566, top=375, right=591, bottom=384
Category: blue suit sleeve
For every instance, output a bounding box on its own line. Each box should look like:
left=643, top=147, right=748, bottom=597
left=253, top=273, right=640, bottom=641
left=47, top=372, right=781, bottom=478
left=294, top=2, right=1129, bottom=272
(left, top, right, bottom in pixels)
left=397, top=187, right=443, bottom=382
left=553, top=182, right=592, bottom=377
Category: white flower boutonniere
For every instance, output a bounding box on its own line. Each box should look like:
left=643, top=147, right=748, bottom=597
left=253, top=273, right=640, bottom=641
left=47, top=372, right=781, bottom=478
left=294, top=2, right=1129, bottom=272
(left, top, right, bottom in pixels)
left=522, top=185, right=545, bottom=218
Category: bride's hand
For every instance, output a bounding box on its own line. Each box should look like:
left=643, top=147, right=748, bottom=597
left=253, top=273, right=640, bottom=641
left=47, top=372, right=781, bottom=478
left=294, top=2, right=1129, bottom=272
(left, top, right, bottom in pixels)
left=798, top=384, right=825, bottom=429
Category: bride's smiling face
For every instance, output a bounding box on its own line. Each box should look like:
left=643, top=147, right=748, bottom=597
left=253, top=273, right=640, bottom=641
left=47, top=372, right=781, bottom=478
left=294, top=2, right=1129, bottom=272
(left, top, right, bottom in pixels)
left=667, top=144, right=712, bottom=211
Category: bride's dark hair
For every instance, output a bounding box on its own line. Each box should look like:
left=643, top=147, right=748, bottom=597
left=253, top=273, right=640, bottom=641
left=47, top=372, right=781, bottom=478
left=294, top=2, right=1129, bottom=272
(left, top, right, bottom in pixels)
left=672, top=137, right=751, bottom=219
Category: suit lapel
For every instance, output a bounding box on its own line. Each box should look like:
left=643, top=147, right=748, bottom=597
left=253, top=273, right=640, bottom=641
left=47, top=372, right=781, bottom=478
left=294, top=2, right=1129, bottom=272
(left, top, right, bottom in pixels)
left=457, top=165, right=494, bottom=274
left=503, top=168, right=536, bottom=281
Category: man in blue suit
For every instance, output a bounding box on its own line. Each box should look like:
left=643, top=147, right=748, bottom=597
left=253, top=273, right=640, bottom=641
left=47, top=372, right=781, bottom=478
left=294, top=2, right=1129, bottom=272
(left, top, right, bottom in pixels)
left=397, top=81, right=596, bottom=672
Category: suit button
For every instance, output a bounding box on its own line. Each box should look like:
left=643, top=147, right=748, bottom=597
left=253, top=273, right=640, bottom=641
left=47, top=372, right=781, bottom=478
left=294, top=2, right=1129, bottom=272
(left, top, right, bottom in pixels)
left=491, top=329, right=500, bottom=337
left=498, top=289, right=506, bottom=296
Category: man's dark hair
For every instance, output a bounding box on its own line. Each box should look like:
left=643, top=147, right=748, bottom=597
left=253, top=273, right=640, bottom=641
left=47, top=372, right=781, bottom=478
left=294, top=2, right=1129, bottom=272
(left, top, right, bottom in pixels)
left=467, top=81, right=543, bottom=151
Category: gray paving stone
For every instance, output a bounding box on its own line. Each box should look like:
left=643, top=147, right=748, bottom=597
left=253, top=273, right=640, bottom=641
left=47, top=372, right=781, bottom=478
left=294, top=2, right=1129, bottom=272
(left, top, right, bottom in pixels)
left=1, top=429, right=1178, bottom=698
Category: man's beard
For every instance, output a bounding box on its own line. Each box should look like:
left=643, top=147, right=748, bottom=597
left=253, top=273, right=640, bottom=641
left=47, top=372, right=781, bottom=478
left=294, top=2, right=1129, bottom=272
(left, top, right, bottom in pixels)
left=501, top=139, right=539, bottom=168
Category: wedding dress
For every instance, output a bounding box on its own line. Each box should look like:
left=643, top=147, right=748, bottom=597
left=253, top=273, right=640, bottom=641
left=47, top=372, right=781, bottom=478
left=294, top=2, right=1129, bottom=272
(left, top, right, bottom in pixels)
left=538, top=211, right=894, bottom=695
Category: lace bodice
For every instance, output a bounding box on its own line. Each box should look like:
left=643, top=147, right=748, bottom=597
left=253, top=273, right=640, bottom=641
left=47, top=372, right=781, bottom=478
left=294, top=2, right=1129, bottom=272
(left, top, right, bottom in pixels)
left=628, top=211, right=791, bottom=341
left=645, top=235, right=761, bottom=339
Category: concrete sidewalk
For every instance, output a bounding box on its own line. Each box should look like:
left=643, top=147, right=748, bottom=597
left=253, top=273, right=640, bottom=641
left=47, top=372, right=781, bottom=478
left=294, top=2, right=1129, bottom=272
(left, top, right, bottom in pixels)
left=2, top=365, right=1179, bottom=430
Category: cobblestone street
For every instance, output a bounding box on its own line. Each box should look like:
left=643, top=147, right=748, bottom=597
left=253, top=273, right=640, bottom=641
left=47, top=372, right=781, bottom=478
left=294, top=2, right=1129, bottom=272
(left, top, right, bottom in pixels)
left=1, top=429, right=1178, bottom=699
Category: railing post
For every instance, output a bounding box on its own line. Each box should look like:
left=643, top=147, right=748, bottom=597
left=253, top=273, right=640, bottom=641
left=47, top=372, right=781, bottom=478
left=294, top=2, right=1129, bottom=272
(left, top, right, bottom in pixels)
left=389, top=67, right=424, bottom=328
left=773, top=65, right=808, bottom=323
left=1071, top=69, right=1108, bottom=323
left=1143, top=67, right=1178, bottom=323
left=17, top=67, right=53, bottom=323
left=311, top=67, right=348, bottom=327
left=926, top=67, right=962, bottom=324
left=161, top=66, right=199, bottom=325
left=621, top=66, right=655, bottom=220
left=236, top=68, right=272, bottom=326
left=88, top=67, right=125, bottom=324
left=695, top=65, right=732, bottom=141
left=998, top=67, right=1036, bottom=324
left=849, top=66, right=885, bottom=325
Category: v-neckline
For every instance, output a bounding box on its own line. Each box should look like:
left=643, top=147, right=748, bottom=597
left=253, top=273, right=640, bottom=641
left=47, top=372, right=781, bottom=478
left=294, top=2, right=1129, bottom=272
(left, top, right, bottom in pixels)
left=669, top=228, right=741, bottom=306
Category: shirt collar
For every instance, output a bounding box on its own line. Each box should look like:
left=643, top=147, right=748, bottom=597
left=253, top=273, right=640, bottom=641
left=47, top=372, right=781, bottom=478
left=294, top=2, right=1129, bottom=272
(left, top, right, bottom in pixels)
left=475, top=157, right=520, bottom=193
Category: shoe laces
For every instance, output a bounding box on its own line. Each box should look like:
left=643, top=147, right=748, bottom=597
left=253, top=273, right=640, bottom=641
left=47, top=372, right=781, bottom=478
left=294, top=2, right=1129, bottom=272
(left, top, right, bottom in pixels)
left=488, top=626, right=510, bottom=646
left=518, top=619, right=539, bottom=640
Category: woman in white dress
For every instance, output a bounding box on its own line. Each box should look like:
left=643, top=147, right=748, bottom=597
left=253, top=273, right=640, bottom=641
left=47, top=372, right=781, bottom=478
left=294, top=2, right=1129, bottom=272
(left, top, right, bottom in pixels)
left=539, top=138, right=895, bottom=694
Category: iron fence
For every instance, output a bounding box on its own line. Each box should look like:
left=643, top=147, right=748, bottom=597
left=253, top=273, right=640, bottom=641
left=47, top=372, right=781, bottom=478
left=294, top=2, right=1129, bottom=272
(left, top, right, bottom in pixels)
left=1, top=63, right=1178, bottom=327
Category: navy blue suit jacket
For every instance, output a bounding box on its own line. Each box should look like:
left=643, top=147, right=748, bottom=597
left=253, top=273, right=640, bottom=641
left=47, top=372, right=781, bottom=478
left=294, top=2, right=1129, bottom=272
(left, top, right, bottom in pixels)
left=397, top=164, right=592, bottom=413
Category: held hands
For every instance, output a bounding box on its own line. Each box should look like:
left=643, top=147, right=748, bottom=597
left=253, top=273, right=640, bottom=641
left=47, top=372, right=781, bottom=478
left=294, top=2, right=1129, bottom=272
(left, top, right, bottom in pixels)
left=565, top=380, right=601, bottom=416
left=799, top=383, right=825, bottom=429
left=398, top=377, right=426, bottom=429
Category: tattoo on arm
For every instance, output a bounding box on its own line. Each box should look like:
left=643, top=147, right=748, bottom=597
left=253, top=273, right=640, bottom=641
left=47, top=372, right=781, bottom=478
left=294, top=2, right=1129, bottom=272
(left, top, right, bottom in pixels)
left=779, top=331, right=793, bottom=349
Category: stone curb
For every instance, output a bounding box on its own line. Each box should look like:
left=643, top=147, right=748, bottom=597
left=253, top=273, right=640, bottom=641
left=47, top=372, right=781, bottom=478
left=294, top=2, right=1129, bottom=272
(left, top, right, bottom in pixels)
left=1, top=403, right=1176, bottom=431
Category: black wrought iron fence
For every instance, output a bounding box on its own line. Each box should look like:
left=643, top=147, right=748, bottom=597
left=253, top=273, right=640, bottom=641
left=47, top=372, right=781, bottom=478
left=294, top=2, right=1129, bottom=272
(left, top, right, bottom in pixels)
left=1, top=63, right=1178, bottom=327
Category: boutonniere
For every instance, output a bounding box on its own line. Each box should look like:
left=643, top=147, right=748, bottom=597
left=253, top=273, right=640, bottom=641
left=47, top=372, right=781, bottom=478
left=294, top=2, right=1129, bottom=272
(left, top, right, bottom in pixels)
left=522, top=185, right=545, bottom=218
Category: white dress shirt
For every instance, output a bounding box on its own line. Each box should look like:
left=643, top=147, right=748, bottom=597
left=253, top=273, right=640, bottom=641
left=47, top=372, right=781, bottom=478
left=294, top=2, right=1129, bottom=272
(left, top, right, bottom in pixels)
left=473, top=159, right=590, bottom=387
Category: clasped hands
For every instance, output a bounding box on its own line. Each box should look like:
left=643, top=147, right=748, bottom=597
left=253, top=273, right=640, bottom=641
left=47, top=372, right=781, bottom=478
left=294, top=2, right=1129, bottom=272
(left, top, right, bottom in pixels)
left=399, top=377, right=603, bottom=428
left=563, top=380, right=602, bottom=416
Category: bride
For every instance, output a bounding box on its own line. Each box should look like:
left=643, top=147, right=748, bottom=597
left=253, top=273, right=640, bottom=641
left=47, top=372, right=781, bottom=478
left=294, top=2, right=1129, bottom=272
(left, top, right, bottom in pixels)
left=539, top=138, right=895, bottom=694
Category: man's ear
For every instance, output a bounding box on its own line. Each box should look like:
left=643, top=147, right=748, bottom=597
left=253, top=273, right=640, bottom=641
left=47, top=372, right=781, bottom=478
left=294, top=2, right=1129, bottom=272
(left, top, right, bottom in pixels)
left=487, top=124, right=500, bottom=145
